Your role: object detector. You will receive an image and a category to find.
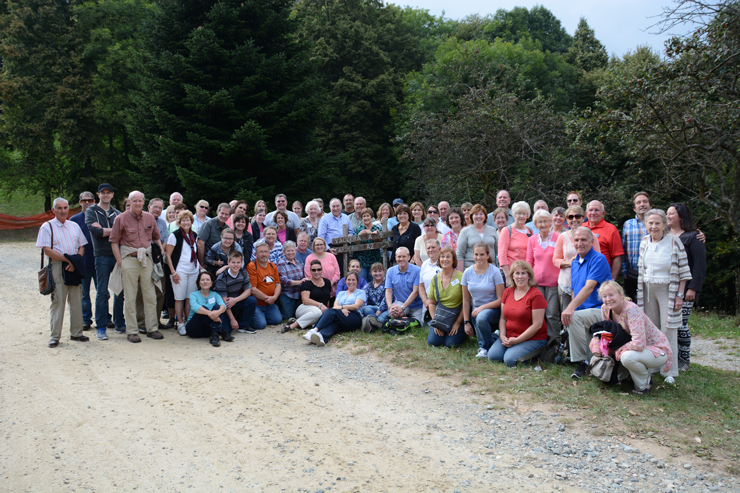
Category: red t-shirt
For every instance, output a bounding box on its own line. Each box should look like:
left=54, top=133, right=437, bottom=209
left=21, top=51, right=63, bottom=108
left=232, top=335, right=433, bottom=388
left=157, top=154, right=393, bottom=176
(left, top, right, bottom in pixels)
left=501, top=286, right=548, bottom=340
left=586, top=219, right=624, bottom=267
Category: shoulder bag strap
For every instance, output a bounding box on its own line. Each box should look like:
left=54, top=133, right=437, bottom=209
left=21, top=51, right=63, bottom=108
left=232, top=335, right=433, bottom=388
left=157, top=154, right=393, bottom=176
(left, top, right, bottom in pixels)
left=433, top=273, right=441, bottom=302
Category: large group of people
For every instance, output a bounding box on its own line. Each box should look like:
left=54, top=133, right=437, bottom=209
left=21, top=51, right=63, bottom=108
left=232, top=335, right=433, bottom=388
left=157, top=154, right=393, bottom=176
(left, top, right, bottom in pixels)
left=38, top=186, right=707, bottom=395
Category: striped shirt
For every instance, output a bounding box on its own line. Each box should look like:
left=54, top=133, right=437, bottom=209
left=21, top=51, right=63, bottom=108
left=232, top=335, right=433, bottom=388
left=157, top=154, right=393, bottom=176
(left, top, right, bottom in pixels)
left=277, top=258, right=305, bottom=299
left=36, top=218, right=87, bottom=256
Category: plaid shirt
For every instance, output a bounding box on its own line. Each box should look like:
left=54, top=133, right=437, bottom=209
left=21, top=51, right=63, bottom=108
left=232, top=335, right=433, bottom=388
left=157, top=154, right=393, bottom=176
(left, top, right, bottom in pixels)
left=277, top=258, right=304, bottom=299
left=622, top=216, right=647, bottom=276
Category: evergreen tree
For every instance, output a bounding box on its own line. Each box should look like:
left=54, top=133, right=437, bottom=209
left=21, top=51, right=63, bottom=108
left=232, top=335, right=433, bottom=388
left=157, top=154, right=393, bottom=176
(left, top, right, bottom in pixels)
left=0, top=0, right=96, bottom=209
left=566, top=18, right=608, bottom=72
left=295, top=0, right=424, bottom=204
left=127, top=0, right=322, bottom=205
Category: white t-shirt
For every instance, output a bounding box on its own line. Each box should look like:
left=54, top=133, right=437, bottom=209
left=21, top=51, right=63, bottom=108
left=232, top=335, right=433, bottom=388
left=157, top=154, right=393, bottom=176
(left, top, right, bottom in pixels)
left=167, top=234, right=199, bottom=274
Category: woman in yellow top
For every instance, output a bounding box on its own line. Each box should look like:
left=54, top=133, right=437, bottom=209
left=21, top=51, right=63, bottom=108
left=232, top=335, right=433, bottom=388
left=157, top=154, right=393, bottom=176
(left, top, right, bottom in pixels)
left=427, top=247, right=465, bottom=348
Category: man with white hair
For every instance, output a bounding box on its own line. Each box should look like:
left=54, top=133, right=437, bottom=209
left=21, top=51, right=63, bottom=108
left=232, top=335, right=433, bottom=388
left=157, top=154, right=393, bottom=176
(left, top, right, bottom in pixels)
left=347, top=196, right=366, bottom=231
left=525, top=200, right=549, bottom=233
left=110, top=191, right=164, bottom=343
left=37, top=198, right=89, bottom=347
left=318, top=198, right=351, bottom=248
left=437, top=201, right=451, bottom=235
left=169, top=192, right=183, bottom=206
left=585, top=200, right=624, bottom=280
left=560, top=227, right=612, bottom=378
left=367, top=247, right=422, bottom=329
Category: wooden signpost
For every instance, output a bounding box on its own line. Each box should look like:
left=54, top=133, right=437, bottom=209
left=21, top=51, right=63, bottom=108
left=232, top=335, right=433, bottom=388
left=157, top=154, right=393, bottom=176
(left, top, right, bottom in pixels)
left=331, top=222, right=393, bottom=273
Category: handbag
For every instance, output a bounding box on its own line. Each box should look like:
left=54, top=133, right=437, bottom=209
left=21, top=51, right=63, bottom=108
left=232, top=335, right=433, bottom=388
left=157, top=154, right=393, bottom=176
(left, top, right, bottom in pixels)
left=587, top=354, right=615, bottom=382
left=38, top=221, right=55, bottom=296
left=428, top=273, right=461, bottom=334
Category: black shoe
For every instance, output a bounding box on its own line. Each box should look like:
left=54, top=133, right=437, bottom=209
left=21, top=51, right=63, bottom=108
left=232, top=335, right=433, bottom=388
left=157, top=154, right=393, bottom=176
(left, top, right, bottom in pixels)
left=210, top=332, right=221, bottom=347
left=571, top=361, right=589, bottom=379
left=165, top=317, right=177, bottom=329
left=82, top=324, right=92, bottom=331
left=158, top=323, right=168, bottom=331
left=221, top=331, right=235, bottom=342
left=138, top=327, right=147, bottom=334
left=106, top=321, right=116, bottom=329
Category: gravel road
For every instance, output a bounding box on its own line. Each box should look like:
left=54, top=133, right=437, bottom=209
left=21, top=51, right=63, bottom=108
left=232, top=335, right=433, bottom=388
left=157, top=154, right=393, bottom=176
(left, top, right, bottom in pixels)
left=1, top=241, right=737, bottom=492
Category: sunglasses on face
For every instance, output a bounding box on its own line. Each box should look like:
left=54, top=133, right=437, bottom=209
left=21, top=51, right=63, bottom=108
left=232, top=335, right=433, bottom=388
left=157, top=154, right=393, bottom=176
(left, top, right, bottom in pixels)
left=567, top=214, right=583, bottom=220
left=81, top=199, right=95, bottom=204
left=427, top=210, right=438, bottom=214
left=567, top=199, right=579, bottom=203
left=311, top=268, right=322, bottom=272
left=199, top=205, right=209, bottom=209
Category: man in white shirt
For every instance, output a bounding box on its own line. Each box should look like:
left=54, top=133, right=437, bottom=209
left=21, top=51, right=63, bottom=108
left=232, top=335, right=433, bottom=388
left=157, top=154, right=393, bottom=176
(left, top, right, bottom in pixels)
left=36, top=198, right=89, bottom=347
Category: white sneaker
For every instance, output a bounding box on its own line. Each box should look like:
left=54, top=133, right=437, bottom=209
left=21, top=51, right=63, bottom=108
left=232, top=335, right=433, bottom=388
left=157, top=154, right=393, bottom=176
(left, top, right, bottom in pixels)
left=310, top=332, right=325, bottom=346
left=302, top=329, right=316, bottom=341
left=664, top=376, right=675, bottom=385
left=178, top=325, right=187, bottom=336
left=475, top=348, right=488, bottom=358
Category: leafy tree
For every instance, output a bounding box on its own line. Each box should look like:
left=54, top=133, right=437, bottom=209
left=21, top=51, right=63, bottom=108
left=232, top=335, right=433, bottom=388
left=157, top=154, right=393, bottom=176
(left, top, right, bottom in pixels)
left=294, top=0, right=424, bottom=204
left=398, top=83, right=569, bottom=207
left=127, top=0, right=322, bottom=206
left=482, top=5, right=572, bottom=54
left=0, top=0, right=96, bottom=209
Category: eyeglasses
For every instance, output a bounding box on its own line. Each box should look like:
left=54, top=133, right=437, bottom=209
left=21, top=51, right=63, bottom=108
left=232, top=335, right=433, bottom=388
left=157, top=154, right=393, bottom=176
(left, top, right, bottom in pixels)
left=427, top=210, right=438, bottom=214
left=311, top=268, right=322, bottom=272
left=567, top=214, right=583, bottom=220
left=567, top=199, right=579, bottom=203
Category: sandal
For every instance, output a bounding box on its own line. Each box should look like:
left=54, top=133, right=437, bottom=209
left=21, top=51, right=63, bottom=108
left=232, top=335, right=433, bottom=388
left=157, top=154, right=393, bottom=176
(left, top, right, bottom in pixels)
left=281, top=324, right=292, bottom=334
left=632, top=376, right=653, bottom=396
left=287, top=318, right=296, bottom=325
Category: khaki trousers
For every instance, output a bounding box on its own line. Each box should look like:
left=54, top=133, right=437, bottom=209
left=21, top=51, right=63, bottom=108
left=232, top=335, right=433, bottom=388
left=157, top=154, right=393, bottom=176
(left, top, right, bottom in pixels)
left=567, top=308, right=602, bottom=362
left=136, top=281, right=164, bottom=328
left=621, top=349, right=668, bottom=391
left=295, top=304, right=323, bottom=329
left=121, top=256, right=158, bottom=334
left=643, top=282, right=678, bottom=377
left=49, top=260, right=83, bottom=341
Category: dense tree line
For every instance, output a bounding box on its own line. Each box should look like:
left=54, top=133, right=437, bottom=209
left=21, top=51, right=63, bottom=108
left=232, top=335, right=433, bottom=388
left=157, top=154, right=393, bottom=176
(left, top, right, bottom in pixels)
left=1, top=0, right=738, bottom=310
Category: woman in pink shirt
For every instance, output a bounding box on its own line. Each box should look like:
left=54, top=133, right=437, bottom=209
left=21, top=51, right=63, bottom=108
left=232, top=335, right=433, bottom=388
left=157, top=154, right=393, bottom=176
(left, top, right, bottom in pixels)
left=526, top=210, right=560, bottom=342
left=498, top=201, right=534, bottom=286
left=304, top=237, right=341, bottom=295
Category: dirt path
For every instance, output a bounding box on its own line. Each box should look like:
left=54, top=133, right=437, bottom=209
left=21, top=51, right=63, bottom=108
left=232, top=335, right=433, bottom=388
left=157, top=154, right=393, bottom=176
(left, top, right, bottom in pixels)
left=1, top=241, right=736, bottom=492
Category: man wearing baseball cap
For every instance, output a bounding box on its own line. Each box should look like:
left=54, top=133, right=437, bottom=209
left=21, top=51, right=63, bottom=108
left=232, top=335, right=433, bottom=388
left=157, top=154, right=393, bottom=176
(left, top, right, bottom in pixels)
left=85, top=183, right=125, bottom=340
left=388, top=198, right=404, bottom=231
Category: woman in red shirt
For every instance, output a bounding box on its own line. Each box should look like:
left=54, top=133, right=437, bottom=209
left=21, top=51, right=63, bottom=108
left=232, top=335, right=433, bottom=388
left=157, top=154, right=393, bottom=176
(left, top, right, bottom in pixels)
left=488, top=260, right=547, bottom=366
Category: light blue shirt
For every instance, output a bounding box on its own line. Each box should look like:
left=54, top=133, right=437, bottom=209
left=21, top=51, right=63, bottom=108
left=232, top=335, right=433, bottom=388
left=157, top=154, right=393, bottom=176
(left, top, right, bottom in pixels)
left=385, top=264, right=422, bottom=309
left=295, top=247, right=313, bottom=265
left=486, top=210, right=515, bottom=228
left=188, top=290, right=224, bottom=321
left=524, top=221, right=540, bottom=235
left=336, top=289, right=367, bottom=306
left=387, top=217, right=399, bottom=231
left=318, top=213, right=352, bottom=245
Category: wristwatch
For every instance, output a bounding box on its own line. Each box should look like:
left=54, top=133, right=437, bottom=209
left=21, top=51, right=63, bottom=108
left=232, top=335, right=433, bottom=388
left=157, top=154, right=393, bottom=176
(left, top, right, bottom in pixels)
left=677, top=292, right=685, bottom=299
left=464, top=320, right=471, bottom=325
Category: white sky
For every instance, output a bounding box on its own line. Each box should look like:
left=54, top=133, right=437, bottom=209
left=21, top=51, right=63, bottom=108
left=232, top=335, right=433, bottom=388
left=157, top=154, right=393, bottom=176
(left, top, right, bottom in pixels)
left=397, top=0, right=691, bottom=57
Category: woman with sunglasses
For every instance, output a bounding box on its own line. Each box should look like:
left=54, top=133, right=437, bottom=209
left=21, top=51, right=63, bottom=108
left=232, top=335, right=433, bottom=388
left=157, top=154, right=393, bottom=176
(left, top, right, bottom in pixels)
left=193, top=200, right=209, bottom=233
left=553, top=205, right=601, bottom=310
left=282, top=259, right=332, bottom=333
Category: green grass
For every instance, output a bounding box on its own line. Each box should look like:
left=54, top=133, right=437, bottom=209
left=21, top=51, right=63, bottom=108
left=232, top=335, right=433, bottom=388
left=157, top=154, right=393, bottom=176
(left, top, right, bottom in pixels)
left=690, top=310, right=740, bottom=340
left=332, top=326, right=740, bottom=472
left=0, top=187, right=46, bottom=216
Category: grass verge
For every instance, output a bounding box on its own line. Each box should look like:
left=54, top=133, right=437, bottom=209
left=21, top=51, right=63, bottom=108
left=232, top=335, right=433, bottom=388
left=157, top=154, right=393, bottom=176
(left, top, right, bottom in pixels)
left=333, top=325, right=740, bottom=473
left=691, top=310, right=740, bottom=340
left=0, top=187, right=46, bottom=216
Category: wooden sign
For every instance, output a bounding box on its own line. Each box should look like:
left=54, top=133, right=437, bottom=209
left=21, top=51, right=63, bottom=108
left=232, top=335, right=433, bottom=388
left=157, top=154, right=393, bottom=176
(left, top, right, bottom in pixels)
left=330, top=221, right=393, bottom=272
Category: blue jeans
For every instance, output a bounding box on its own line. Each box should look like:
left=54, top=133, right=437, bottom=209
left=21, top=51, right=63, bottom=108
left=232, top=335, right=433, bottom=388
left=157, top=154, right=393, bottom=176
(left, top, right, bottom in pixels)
left=359, top=267, right=371, bottom=284
left=360, top=305, right=381, bottom=317
left=81, top=264, right=97, bottom=325
left=277, top=293, right=299, bottom=320
left=472, top=308, right=501, bottom=351
left=220, top=296, right=257, bottom=334
left=488, top=338, right=546, bottom=367
left=186, top=304, right=224, bottom=338
left=315, top=309, right=362, bottom=343
left=427, top=326, right=467, bottom=348
left=94, top=255, right=125, bottom=330
left=251, top=303, right=282, bottom=330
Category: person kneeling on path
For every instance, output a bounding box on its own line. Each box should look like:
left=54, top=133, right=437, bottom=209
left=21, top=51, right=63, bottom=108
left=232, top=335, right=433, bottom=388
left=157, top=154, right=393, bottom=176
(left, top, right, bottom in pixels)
left=214, top=251, right=257, bottom=336
left=186, top=271, right=232, bottom=347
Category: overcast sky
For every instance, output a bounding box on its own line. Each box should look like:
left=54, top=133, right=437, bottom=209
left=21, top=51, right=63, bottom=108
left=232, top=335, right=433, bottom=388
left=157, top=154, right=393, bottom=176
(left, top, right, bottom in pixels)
left=399, top=0, right=690, bottom=58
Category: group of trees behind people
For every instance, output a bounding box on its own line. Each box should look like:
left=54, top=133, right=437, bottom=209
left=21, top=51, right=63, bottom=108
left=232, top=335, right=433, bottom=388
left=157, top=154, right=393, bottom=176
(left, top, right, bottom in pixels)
left=3, top=1, right=739, bottom=309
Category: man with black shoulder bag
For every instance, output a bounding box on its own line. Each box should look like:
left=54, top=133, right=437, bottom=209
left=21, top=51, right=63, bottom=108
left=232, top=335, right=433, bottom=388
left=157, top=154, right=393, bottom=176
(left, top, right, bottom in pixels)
left=36, top=198, right=89, bottom=348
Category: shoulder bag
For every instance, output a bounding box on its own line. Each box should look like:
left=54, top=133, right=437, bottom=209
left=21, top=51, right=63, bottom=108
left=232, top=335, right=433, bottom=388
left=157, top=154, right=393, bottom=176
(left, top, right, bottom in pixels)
left=38, top=221, right=55, bottom=295
left=428, top=273, right=461, bottom=334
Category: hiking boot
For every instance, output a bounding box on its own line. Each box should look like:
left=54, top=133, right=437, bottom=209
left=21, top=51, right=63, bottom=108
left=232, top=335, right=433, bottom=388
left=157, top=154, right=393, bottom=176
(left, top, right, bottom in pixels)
left=147, top=330, right=164, bottom=340
left=571, top=361, right=588, bottom=379
left=210, top=332, right=221, bottom=347
left=127, top=334, right=141, bottom=343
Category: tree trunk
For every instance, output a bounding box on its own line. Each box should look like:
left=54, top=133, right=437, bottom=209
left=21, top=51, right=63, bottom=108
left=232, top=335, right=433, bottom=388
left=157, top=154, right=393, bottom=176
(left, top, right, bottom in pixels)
left=44, top=194, right=52, bottom=212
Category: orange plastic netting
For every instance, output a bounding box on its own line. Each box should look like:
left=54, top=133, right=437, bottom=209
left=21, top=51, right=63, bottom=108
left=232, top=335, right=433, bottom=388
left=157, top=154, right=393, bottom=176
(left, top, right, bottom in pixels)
left=0, top=208, right=82, bottom=230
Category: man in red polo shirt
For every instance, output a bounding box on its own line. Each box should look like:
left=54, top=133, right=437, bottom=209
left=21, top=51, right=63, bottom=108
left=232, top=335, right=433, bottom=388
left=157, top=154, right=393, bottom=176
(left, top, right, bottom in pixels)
left=585, top=200, right=624, bottom=280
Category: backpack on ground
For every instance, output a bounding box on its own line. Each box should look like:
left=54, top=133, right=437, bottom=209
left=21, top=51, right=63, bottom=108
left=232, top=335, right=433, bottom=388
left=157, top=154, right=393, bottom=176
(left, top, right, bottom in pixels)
left=383, top=317, right=421, bottom=335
